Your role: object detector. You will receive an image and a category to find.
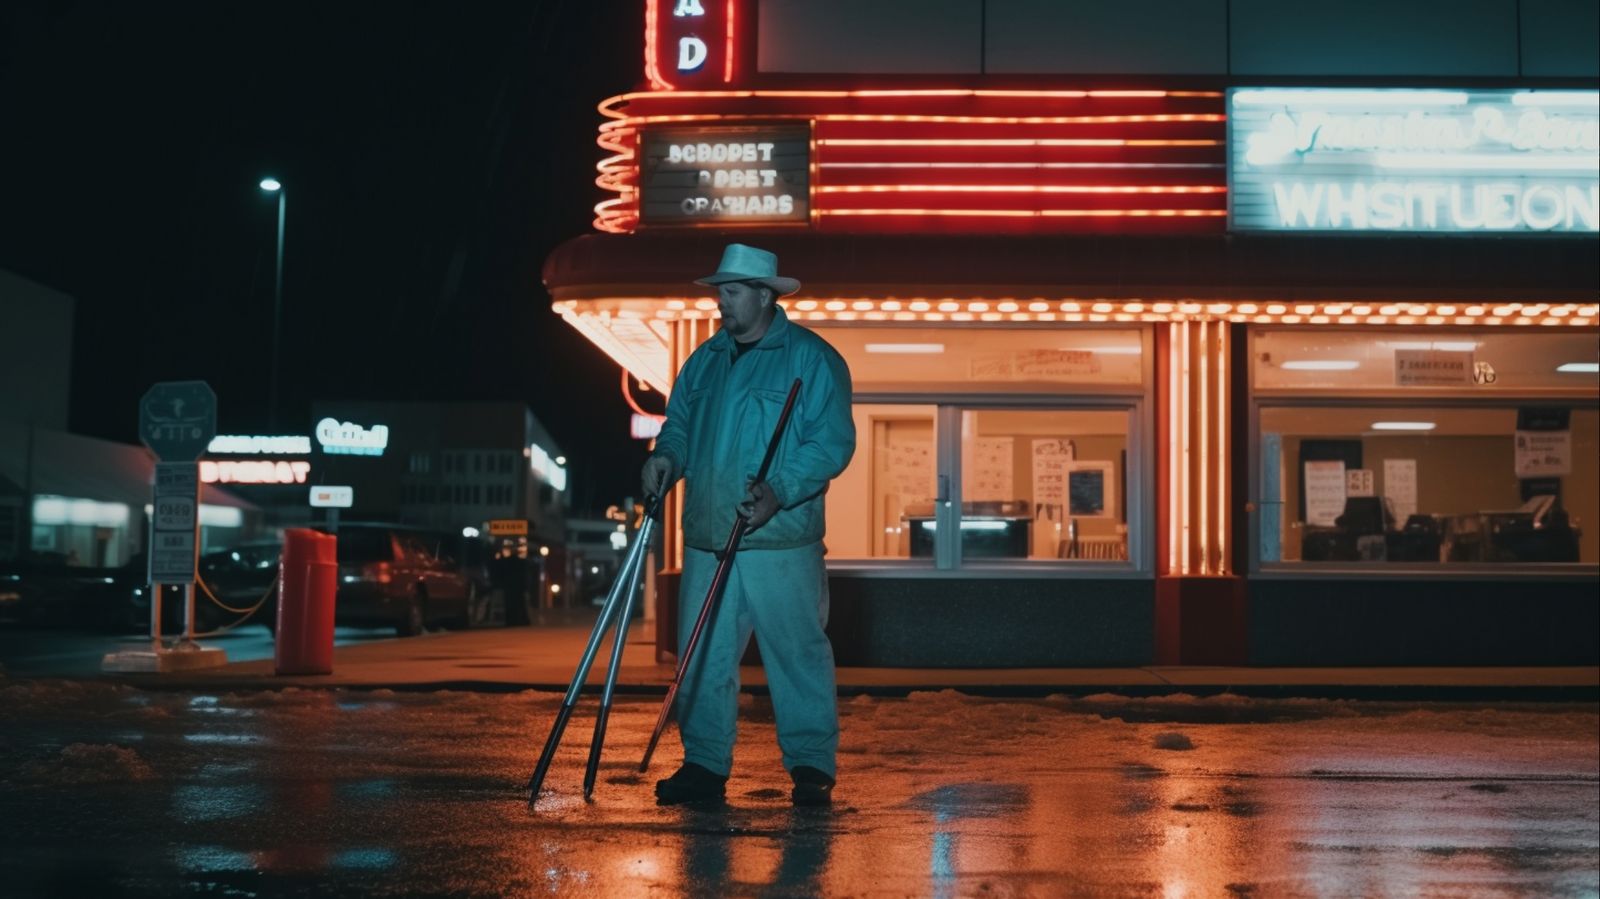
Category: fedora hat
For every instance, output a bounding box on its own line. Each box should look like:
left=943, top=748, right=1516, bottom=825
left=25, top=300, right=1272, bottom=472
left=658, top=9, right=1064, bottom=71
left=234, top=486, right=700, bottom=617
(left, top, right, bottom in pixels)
left=694, top=243, right=800, bottom=297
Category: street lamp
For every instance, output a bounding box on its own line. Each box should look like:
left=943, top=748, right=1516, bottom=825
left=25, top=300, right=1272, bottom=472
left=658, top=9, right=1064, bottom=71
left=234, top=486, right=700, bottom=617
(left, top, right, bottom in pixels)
left=259, top=177, right=286, bottom=429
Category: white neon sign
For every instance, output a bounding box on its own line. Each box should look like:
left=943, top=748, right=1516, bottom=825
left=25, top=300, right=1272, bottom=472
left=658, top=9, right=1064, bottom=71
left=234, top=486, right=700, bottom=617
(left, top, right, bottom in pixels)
left=315, top=418, right=389, bottom=456
left=1229, top=89, right=1599, bottom=234
left=201, top=460, right=311, bottom=485
left=207, top=435, right=312, bottom=454
left=529, top=444, right=568, bottom=492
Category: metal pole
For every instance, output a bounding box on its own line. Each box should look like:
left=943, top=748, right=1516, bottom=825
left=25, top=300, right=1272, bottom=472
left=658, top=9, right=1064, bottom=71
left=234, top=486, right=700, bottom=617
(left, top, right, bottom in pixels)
left=583, top=515, right=656, bottom=799
left=527, top=499, right=658, bottom=801
left=268, top=189, right=285, bottom=430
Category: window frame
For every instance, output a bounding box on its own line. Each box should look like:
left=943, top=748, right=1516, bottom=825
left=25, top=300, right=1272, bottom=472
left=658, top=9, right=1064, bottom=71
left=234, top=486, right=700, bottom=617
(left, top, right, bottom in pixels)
left=1248, top=327, right=1600, bottom=578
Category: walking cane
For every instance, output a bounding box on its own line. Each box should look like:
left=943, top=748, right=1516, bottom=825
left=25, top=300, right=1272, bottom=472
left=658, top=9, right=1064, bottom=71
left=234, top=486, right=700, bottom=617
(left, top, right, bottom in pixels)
left=639, top=377, right=802, bottom=773
left=527, top=494, right=659, bottom=802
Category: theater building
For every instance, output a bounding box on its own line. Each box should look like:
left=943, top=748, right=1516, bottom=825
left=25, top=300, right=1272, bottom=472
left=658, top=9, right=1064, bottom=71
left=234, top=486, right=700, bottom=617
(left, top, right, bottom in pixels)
left=543, top=1, right=1599, bottom=666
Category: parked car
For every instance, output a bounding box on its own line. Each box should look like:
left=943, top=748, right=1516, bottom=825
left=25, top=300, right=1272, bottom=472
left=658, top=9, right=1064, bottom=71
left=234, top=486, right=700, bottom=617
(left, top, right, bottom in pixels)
left=326, top=524, right=480, bottom=636
left=1, top=553, right=149, bottom=632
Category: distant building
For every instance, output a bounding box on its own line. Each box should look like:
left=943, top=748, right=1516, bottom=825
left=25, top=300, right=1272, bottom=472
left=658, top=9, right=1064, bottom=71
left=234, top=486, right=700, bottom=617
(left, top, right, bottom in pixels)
left=0, top=269, right=255, bottom=565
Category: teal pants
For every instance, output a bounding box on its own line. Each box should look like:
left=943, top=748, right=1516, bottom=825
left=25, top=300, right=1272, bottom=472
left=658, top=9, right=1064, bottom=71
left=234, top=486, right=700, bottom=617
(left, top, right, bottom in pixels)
left=676, top=541, right=838, bottom=779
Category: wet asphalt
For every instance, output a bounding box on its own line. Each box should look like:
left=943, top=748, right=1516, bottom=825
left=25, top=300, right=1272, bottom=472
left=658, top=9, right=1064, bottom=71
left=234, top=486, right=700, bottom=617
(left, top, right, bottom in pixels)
left=1, top=679, right=1596, bottom=897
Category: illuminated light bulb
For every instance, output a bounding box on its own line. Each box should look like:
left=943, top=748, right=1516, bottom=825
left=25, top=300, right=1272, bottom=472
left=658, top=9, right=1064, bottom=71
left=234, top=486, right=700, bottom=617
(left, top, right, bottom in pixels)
left=852, top=300, right=873, bottom=311
left=1029, top=302, right=1050, bottom=312
left=1254, top=314, right=1272, bottom=323
left=1484, top=316, right=1503, bottom=325
left=695, top=298, right=717, bottom=310
left=1325, top=305, right=1347, bottom=314
left=981, top=312, right=1002, bottom=321
left=1089, top=314, right=1109, bottom=322
left=1310, top=315, right=1331, bottom=324
left=1126, top=302, right=1145, bottom=313
left=865, top=311, right=889, bottom=321
left=1379, top=305, right=1401, bottom=316
left=893, top=312, right=917, bottom=321
left=1396, top=316, right=1417, bottom=325
left=881, top=300, right=902, bottom=311
left=666, top=299, right=687, bottom=310
left=1237, top=303, right=1258, bottom=314
left=997, top=301, right=1019, bottom=313
left=1091, top=302, right=1114, bottom=313
left=1425, top=316, right=1445, bottom=325
left=1179, top=303, right=1203, bottom=314
left=1550, top=306, right=1572, bottom=316
left=1060, top=302, right=1081, bottom=312
left=1579, top=306, right=1598, bottom=316
left=1151, top=302, right=1173, bottom=313
left=794, top=299, right=818, bottom=311
left=1064, top=313, right=1085, bottom=321
left=1282, top=314, right=1302, bottom=323
left=1339, top=315, right=1359, bottom=324
left=1012, top=313, right=1033, bottom=321
left=1113, top=313, right=1136, bottom=322
left=1351, top=305, right=1372, bottom=315
left=969, top=301, right=990, bottom=312
left=1437, top=305, right=1457, bottom=315
left=1369, top=316, right=1389, bottom=324
left=1295, top=304, right=1315, bottom=315
left=938, top=301, right=960, bottom=312
left=952, top=312, right=975, bottom=321
left=925, top=312, right=946, bottom=322
left=836, top=312, right=859, bottom=321
left=1466, top=305, right=1487, bottom=316
left=1207, top=304, right=1230, bottom=314
left=1266, top=304, right=1287, bottom=315
left=1493, top=306, right=1516, bottom=316
left=825, top=300, right=847, bottom=311
left=655, top=310, right=674, bottom=319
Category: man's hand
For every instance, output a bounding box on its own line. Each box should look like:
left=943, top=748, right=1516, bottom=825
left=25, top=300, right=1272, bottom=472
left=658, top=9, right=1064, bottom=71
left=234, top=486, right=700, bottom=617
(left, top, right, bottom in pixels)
left=640, top=455, right=674, bottom=500
left=738, top=480, right=782, bottom=532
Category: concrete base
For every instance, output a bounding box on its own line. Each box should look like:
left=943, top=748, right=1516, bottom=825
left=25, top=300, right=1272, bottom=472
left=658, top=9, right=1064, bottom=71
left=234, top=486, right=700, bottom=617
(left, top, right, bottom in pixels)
left=102, top=644, right=230, bottom=673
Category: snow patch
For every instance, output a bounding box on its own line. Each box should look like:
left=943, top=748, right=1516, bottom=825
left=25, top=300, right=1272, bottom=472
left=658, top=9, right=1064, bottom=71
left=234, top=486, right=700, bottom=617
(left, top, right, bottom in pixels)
left=17, top=742, right=156, bottom=785
left=1153, top=732, right=1195, bottom=751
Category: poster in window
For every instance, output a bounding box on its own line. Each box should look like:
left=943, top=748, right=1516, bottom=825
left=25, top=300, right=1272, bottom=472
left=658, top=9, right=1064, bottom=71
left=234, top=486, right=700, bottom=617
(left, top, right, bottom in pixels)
left=964, top=437, right=1014, bottom=502
left=1030, top=439, right=1075, bottom=508
left=1068, top=462, right=1114, bottom=518
left=1383, top=459, right=1418, bottom=524
left=1304, top=460, right=1346, bottom=527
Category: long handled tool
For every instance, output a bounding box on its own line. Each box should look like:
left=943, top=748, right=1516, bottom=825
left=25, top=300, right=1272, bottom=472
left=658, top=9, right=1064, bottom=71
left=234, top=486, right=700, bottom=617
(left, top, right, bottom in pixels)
left=527, top=494, right=659, bottom=802
left=639, top=377, right=802, bottom=773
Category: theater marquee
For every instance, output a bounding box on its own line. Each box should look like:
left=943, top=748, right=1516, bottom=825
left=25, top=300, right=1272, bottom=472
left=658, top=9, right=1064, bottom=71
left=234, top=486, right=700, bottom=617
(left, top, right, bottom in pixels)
left=638, top=124, right=811, bottom=226
left=1228, top=88, right=1599, bottom=234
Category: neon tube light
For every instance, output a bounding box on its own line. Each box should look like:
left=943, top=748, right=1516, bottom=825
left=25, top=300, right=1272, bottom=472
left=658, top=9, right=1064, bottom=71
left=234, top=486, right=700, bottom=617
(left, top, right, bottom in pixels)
left=817, top=209, right=1227, bottom=217
left=724, top=0, right=735, bottom=82
left=1556, top=362, right=1599, bottom=373
left=1282, top=360, right=1360, bottom=371
left=820, top=162, right=1226, bottom=169
left=1511, top=91, right=1600, bottom=107
left=1233, top=89, right=1470, bottom=106
left=815, top=138, right=1220, bottom=146
left=1376, top=153, right=1599, bottom=172
left=816, top=185, right=1226, bottom=194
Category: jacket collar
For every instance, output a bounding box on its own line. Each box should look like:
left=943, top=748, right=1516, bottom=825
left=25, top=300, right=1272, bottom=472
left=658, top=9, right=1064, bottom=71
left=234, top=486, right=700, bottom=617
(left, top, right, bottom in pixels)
left=706, top=303, right=792, bottom=354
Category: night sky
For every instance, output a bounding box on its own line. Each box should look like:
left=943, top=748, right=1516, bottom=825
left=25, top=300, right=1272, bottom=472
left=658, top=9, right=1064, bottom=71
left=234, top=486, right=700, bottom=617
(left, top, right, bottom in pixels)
left=0, top=2, right=656, bottom=513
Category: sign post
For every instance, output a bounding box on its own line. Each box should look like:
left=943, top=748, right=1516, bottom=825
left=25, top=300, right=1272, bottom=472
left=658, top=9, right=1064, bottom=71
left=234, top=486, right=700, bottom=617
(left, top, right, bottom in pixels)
left=104, top=381, right=229, bottom=673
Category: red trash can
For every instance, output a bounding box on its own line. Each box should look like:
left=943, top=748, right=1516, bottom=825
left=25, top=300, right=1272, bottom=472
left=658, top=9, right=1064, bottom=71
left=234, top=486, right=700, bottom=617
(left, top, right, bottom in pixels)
left=276, top=528, right=337, bottom=675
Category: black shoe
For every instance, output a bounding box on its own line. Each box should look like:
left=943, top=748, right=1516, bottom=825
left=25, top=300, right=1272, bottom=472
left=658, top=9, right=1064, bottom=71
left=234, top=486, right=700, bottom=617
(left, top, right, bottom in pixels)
left=790, top=766, right=835, bottom=807
left=655, top=763, right=727, bottom=805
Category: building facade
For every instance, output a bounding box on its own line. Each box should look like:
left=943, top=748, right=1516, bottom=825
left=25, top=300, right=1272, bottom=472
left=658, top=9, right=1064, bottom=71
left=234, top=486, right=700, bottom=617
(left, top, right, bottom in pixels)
left=544, top=0, right=1599, bottom=666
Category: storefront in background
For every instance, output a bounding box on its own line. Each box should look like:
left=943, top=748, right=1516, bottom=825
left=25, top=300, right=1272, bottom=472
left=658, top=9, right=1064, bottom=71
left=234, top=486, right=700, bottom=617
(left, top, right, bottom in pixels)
left=544, top=1, right=1598, bottom=666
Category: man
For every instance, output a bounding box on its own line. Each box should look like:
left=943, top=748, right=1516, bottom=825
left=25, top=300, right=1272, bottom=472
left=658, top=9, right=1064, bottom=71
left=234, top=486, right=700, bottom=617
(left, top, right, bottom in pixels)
left=640, top=243, right=855, bottom=807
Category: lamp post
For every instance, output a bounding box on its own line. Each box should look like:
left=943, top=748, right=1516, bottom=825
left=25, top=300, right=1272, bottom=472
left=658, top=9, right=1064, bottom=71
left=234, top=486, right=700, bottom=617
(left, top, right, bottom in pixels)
left=259, top=177, right=285, bottom=429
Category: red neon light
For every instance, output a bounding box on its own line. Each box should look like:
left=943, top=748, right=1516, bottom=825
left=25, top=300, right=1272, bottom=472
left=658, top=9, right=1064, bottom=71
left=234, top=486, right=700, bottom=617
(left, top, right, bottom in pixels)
left=724, top=0, right=735, bottom=82
left=816, top=185, right=1226, bottom=194
left=818, top=209, right=1227, bottom=217
left=643, top=0, right=673, bottom=90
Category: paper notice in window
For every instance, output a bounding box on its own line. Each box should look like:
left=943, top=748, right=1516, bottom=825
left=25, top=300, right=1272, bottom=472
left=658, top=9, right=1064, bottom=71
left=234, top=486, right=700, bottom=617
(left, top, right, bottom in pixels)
left=1395, top=350, right=1473, bottom=386
left=965, top=437, right=1014, bottom=502
left=1304, top=460, right=1346, bottom=527
left=1383, top=459, right=1417, bottom=524
left=1015, top=349, right=1100, bottom=378
left=1031, top=439, right=1075, bottom=508
left=1514, top=430, right=1571, bottom=477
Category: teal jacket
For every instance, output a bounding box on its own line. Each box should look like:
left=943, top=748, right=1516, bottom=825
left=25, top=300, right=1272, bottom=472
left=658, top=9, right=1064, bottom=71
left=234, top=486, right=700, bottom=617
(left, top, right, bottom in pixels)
left=652, top=305, right=855, bottom=551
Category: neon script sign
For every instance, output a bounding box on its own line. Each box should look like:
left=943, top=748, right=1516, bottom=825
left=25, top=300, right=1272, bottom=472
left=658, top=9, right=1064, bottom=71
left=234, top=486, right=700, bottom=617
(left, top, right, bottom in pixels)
left=1229, top=89, right=1599, bottom=233
left=316, top=418, right=389, bottom=456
